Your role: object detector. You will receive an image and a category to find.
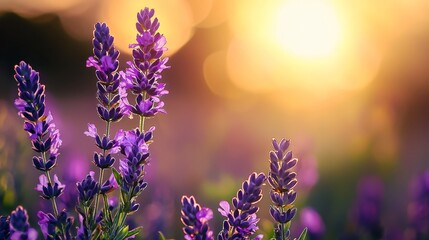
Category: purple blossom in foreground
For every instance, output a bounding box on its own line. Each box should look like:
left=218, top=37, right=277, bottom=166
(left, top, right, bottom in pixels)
left=218, top=172, right=266, bottom=240
left=122, top=7, right=169, bottom=118
left=117, top=128, right=153, bottom=213
left=37, top=210, right=74, bottom=240
left=268, top=139, right=299, bottom=240
left=14, top=61, right=71, bottom=238
left=408, top=170, right=429, bottom=239
left=181, top=196, right=214, bottom=240
left=9, top=206, right=38, bottom=240
left=0, top=216, right=10, bottom=239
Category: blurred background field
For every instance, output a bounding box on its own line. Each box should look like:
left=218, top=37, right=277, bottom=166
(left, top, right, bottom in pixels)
left=0, top=0, right=429, bottom=239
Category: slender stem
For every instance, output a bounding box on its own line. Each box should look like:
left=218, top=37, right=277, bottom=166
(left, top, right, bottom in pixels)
left=94, top=92, right=112, bottom=221
left=41, top=151, right=59, bottom=217
left=94, top=167, right=105, bottom=218
left=103, top=194, right=112, bottom=222
left=139, top=92, right=147, bottom=132
left=281, top=205, right=287, bottom=240
left=139, top=115, right=145, bottom=132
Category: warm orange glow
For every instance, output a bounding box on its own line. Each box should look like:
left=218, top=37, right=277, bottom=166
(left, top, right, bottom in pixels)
left=274, top=0, right=342, bottom=58
left=98, top=0, right=194, bottom=56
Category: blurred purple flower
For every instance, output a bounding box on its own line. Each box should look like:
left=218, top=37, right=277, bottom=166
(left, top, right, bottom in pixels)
left=9, top=206, right=38, bottom=240
left=300, top=207, right=325, bottom=239
left=218, top=172, right=266, bottom=240
left=353, top=176, right=384, bottom=239
left=181, top=196, right=214, bottom=240
left=408, top=170, right=429, bottom=238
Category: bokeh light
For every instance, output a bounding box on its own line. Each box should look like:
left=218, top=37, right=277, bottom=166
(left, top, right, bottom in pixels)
left=274, top=0, right=342, bottom=58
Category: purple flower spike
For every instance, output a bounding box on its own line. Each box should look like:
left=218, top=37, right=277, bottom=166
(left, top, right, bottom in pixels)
left=9, top=206, right=38, bottom=240
left=14, top=62, right=62, bottom=173
left=218, top=172, right=266, bottom=240
left=122, top=7, right=169, bottom=119
left=87, top=22, right=128, bottom=122
left=268, top=138, right=299, bottom=240
left=181, top=196, right=214, bottom=240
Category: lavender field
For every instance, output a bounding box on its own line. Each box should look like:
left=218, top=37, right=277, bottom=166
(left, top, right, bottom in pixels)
left=0, top=1, right=429, bottom=239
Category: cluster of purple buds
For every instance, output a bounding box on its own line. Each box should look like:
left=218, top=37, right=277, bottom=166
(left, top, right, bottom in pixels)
left=8, top=206, right=38, bottom=240
left=122, top=7, right=169, bottom=120
left=116, top=128, right=153, bottom=213
left=218, top=172, right=266, bottom=240
left=84, top=124, right=118, bottom=169
left=86, top=22, right=127, bottom=123
left=14, top=61, right=62, bottom=173
left=181, top=196, right=214, bottom=240
left=77, top=172, right=100, bottom=206
left=36, top=174, right=65, bottom=200
left=268, top=139, right=298, bottom=240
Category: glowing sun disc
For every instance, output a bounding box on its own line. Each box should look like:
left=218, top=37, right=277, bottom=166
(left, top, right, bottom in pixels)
left=275, top=0, right=342, bottom=58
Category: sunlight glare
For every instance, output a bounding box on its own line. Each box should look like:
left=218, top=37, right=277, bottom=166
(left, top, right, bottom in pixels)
left=275, top=0, right=342, bottom=58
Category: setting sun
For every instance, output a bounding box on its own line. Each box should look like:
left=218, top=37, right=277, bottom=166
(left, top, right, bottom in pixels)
left=274, top=0, right=342, bottom=58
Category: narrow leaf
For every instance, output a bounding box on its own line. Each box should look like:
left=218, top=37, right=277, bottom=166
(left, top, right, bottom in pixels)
left=297, top=228, right=308, bottom=240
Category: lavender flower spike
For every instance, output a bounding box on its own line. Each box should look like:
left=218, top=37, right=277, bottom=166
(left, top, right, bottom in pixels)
left=87, top=22, right=128, bottom=122
left=123, top=7, right=169, bottom=120
left=218, top=172, right=266, bottom=240
left=268, top=139, right=299, bottom=240
left=9, top=206, right=38, bottom=240
left=181, top=196, right=214, bottom=240
left=14, top=61, right=62, bottom=172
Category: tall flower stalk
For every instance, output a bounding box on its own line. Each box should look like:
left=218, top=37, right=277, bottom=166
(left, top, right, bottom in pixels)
left=14, top=61, right=73, bottom=238
left=85, top=21, right=124, bottom=236
left=122, top=7, right=169, bottom=132
left=268, top=139, right=306, bottom=240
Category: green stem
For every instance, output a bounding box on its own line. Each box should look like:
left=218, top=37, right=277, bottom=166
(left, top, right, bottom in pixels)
left=41, top=151, right=59, bottom=217
left=93, top=92, right=112, bottom=222
left=139, top=92, right=147, bottom=132
left=94, top=167, right=105, bottom=219
left=139, top=115, right=145, bottom=132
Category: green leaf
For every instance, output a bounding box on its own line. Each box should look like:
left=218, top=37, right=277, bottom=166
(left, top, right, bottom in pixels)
left=112, top=167, right=123, bottom=186
left=297, top=228, right=308, bottom=240
left=158, top=232, right=167, bottom=240
left=113, top=226, right=129, bottom=240
left=125, top=227, right=142, bottom=238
